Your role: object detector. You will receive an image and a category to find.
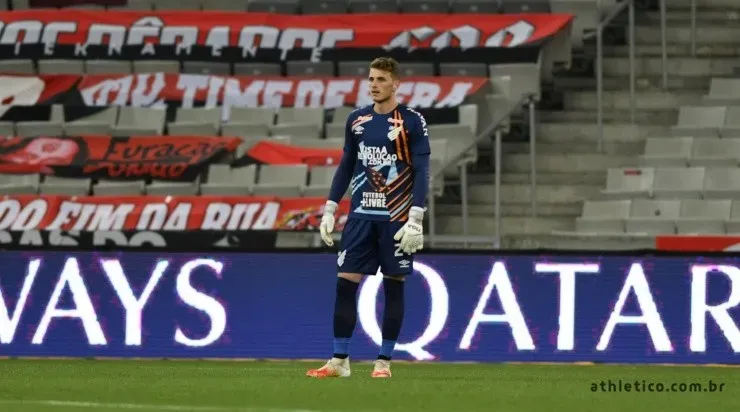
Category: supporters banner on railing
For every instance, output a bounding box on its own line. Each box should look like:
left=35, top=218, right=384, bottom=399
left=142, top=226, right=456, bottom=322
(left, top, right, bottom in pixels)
left=0, top=74, right=488, bottom=112
left=0, top=195, right=350, bottom=232
left=241, top=140, right=342, bottom=167
left=655, top=236, right=740, bottom=252
left=0, top=136, right=241, bottom=179
left=0, top=11, right=573, bottom=60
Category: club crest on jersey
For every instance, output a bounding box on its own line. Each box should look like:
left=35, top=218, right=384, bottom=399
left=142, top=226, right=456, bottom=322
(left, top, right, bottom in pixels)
left=387, top=117, right=404, bottom=141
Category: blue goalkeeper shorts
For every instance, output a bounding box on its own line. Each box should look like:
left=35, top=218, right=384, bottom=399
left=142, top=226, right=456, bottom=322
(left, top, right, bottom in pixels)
left=336, top=218, right=413, bottom=276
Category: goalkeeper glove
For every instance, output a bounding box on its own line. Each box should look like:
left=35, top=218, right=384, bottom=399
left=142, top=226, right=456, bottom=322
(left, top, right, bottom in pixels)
left=319, top=200, right=338, bottom=247
left=394, top=206, right=425, bottom=254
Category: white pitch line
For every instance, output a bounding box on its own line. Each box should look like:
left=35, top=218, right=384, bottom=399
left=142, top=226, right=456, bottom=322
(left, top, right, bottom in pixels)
left=0, top=400, right=321, bottom=412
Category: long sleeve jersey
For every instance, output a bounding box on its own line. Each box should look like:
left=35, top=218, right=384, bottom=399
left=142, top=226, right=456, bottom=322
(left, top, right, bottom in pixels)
left=328, top=103, right=431, bottom=222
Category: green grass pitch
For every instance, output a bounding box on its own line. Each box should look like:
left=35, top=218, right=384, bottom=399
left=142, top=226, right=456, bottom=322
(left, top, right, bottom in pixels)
left=0, top=359, right=737, bottom=412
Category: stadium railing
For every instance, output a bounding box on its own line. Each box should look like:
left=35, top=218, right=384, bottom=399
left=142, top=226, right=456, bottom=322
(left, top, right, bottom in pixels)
left=596, top=0, right=638, bottom=150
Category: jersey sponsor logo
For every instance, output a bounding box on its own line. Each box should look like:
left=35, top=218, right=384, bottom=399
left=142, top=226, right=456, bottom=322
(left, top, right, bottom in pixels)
left=360, top=192, right=387, bottom=209
left=358, top=143, right=397, bottom=167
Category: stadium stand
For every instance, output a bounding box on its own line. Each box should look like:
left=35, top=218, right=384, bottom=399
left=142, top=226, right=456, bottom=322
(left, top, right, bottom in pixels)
left=9, top=0, right=732, bottom=251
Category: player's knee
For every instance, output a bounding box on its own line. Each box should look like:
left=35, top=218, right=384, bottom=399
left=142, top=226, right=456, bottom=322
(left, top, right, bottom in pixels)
left=338, top=272, right=363, bottom=283
left=383, top=274, right=406, bottom=282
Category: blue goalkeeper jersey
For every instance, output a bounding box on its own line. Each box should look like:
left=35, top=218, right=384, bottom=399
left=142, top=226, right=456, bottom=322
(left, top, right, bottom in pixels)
left=341, top=104, right=431, bottom=222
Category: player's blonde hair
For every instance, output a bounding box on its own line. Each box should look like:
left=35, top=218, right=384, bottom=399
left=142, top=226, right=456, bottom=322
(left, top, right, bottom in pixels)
left=369, top=57, right=400, bottom=79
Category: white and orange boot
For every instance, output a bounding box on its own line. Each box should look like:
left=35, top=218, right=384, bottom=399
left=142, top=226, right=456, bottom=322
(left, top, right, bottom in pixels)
left=306, top=357, right=351, bottom=378
left=370, top=359, right=391, bottom=378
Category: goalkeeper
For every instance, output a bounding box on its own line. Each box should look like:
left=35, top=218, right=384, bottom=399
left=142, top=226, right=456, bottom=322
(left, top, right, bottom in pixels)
left=306, top=57, right=431, bottom=379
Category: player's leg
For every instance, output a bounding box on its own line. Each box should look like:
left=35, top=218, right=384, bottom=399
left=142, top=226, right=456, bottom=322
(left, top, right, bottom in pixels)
left=306, top=218, right=378, bottom=378
left=372, top=221, right=414, bottom=378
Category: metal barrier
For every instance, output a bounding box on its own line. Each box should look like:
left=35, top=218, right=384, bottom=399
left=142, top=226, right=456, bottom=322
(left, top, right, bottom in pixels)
left=427, top=93, right=536, bottom=249
left=596, top=0, right=637, bottom=151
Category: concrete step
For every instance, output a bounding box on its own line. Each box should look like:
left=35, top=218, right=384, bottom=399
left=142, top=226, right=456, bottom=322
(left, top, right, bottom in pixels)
left=470, top=183, right=601, bottom=204
left=536, top=122, right=668, bottom=142
left=602, top=56, right=737, bottom=77
left=605, top=44, right=740, bottom=58
left=436, top=202, right=582, bottom=217
left=435, top=215, right=574, bottom=236
left=563, top=90, right=703, bottom=111
left=503, top=141, right=644, bottom=155
left=538, top=109, right=678, bottom=125
left=636, top=25, right=740, bottom=45
left=467, top=172, right=606, bottom=185
left=554, top=76, right=710, bottom=92
left=502, top=153, right=635, bottom=173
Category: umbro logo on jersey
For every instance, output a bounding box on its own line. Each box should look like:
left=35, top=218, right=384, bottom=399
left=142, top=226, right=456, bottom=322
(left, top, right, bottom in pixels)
left=387, top=126, right=403, bottom=141
left=353, top=125, right=364, bottom=135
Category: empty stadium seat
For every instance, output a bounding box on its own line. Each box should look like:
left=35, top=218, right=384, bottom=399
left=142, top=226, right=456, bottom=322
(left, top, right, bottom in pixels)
left=401, top=0, right=450, bottom=13
left=600, top=168, right=654, bottom=200
left=675, top=199, right=731, bottom=234
left=451, top=0, right=500, bottom=13
left=253, top=165, right=308, bottom=197
left=168, top=108, right=222, bottom=136
left=722, top=106, right=740, bottom=137
left=247, top=0, right=300, bottom=13
left=93, top=180, right=146, bottom=196
left=16, top=105, right=65, bottom=137
left=501, top=0, right=551, bottom=13
left=63, top=107, right=118, bottom=135
left=154, top=0, right=202, bottom=9
left=653, top=167, right=705, bottom=199
left=305, top=165, right=338, bottom=197
left=233, top=63, right=281, bottom=76
left=38, top=60, right=84, bottom=74
left=301, top=0, right=349, bottom=14
left=286, top=62, right=335, bottom=77
left=338, top=62, right=369, bottom=77
left=146, top=179, right=199, bottom=196
left=726, top=202, right=740, bottom=233
left=201, top=164, right=256, bottom=195
left=330, top=107, right=355, bottom=125
left=690, top=138, right=740, bottom=167
left=183, top=61, right=231, bottom=75
left=222, top=108, right=274, bottom=138
left=575, top=200, right=630, bottom=234
left=429, top=139, right=448, bottom=196
left=671, top=106, right=726, bottom=137
left=0, top=122, right=15, bottom=136
left=202, top=0, right=248, bottom=10
left=640, top=137, right=691, bottom=167
left=703, top=78, right=740, bottom=105
left=39, top=176, right=91, bottom=196
left=0, top=60, right=35, bottom=74
left=399, top=63, right=435, bottom=77
left=625, top=199, right=680, bottom=235
left=702, top=168, right=740, bottom=199
left=348, top=0, right=398, bottom=13
left=85, top=60, right=132, bottom=74
left=113, top=107, right=166, bottom=135
left=133, top=60, right=180, bottom=74
left=0, top=173, right=39, bottom=195
left=272, top=108, right=324, bottom=139
left=439, top=63, right=488, bottom=77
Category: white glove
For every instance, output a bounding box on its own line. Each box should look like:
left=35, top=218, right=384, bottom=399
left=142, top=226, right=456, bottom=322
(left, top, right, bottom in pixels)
left=319, top=200, right=338, bottom=247
left=394, top=206, right=425, bottom=254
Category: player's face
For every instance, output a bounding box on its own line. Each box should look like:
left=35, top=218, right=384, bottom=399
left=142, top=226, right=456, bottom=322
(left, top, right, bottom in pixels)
left=368, top=68, right=398, bottom=104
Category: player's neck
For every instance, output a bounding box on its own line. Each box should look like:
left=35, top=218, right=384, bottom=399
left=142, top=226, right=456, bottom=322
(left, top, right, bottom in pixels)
left=373, top=98, right=398, bottom=115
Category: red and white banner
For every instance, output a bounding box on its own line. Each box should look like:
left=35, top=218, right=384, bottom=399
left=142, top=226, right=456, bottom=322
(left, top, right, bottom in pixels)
left=655, top=236, right=740, bottom=252
left=0, top=74, right=488, bottom=110
left=0, top=195, right=350, bottom=232
left=0, top=11, right=572, bottom=51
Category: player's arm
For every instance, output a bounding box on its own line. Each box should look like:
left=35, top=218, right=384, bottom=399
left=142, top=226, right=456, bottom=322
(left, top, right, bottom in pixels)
left=320, top=114, right=357, bottom=246
left=410, top=112, right=431, bottom=210
left=327, top=115, right=357, bottom=203
left=394, top=111, right=431, bottom=253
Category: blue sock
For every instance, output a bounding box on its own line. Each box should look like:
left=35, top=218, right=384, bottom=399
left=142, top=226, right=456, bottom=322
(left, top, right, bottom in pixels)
left=333, top=338, right=350, bottom=358
left=378, top=340, right=396, bottom=360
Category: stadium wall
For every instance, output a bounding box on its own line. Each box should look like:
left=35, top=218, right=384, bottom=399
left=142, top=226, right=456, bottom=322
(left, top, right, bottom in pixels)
left=0, top=249, right=738, bottom=365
